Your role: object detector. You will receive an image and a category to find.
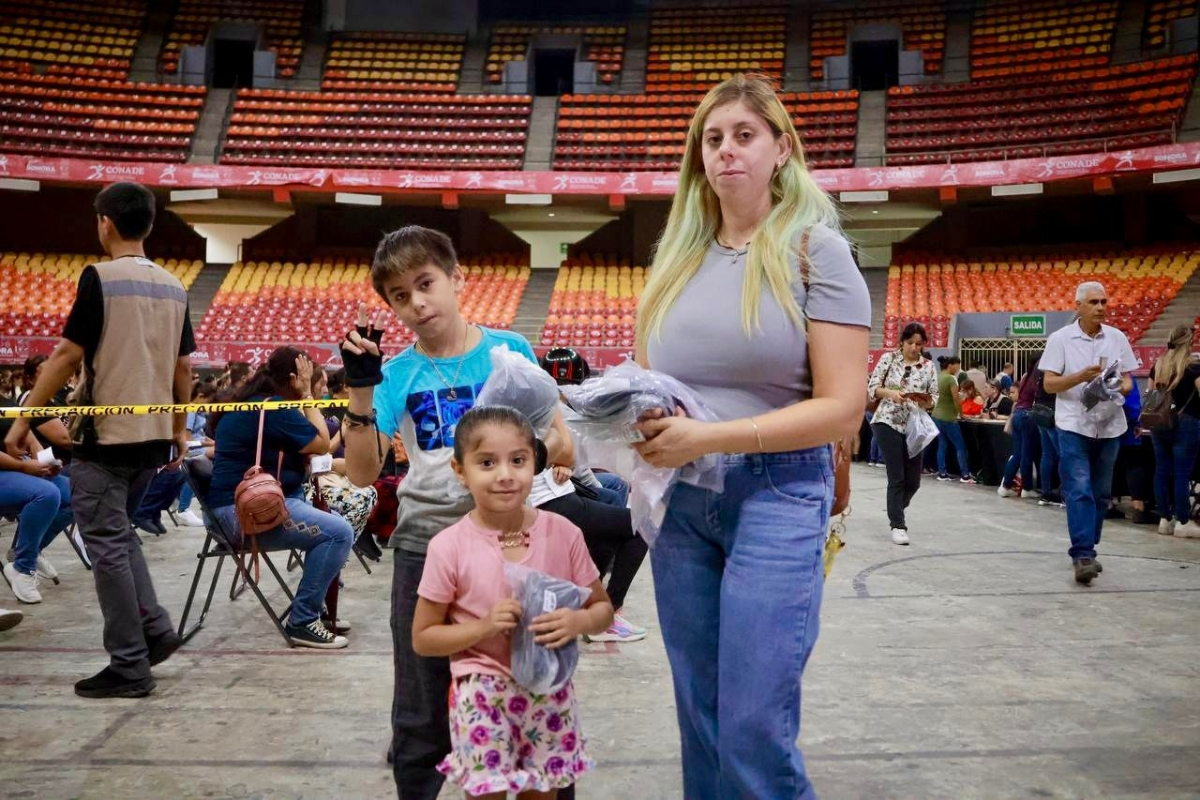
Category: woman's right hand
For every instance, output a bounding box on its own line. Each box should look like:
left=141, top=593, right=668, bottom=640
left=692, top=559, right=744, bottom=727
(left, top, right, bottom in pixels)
left=481, top=598, right=522, bottom=638
left=290, top=353, right=314, bottom=398
left=20, top=459, right=52, bottom=478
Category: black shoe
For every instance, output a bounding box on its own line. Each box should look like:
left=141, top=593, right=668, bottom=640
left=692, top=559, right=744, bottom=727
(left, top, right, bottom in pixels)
left=132, top=516, right=167, bottom=536
left=1074, top=558, right=1099, bottom=585
left=147, top=629, right=184, bottom=666
left=1105, top=507, right=1125, bottom=520
left=286, top=618, right=348, bottom=649
left=74, top=666, right=156, bottom=699
left=1130, top=509, right=1160, bottom=526
left=354, top=531, right=383, bottom=562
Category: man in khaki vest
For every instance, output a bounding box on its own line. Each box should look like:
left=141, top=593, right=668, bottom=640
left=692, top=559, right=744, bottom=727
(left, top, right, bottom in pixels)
left=6, top=182, right=195, bottom=698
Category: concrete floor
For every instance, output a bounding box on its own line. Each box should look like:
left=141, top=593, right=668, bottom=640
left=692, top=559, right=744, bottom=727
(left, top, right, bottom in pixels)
left=2, top=464, right=1199, bottom=799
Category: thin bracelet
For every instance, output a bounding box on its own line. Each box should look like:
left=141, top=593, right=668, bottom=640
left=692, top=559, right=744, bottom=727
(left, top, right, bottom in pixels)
left=749, top=417, right=765, bottom=453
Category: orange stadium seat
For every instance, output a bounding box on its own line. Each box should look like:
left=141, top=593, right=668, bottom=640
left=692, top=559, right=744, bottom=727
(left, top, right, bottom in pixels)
left=322, top=31, right=464, bottom=93
left=645, top=1, right=787, bottom=93
left=1144, top=0, right=1200, bottom=49
left=161, top=0, right=303, bottom=78
left=969, top=0, right=1120, bottom=80
left=810, top=1, right=945, bottom=81
left=0, top=0, right=145, bottom=76
left=486, top=24, right=626, bottom=86
left=538, top=258, right=644, bottom=349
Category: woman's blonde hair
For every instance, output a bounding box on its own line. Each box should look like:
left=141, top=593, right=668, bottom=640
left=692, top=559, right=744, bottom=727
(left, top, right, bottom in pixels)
left=1155, top=324, right=1196, bottom=389
left=636, top=74, right=842, bottom=345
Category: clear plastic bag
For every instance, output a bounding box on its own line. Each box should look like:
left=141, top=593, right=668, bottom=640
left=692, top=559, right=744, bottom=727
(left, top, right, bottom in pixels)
left=560, top=359, right=725, bottom=546
left=1082, top=359, right=1125, bottom=411
left=476, top=345, right=562, bottom=434
left=905, top=408, right=939, bottom=457
left=505, top=563, right=592, bottom=695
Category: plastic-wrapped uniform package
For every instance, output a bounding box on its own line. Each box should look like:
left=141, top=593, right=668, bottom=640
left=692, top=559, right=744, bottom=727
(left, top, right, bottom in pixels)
left=559, top=359, right=725, bottom=545
left=476, top=344, right=561, bottom=434
left=1082, top=359, right=1126, bottom=411
left=505, top=563, right=592, bottom=695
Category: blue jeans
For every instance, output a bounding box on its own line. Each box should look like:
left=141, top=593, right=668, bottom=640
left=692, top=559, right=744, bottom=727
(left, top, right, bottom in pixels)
left=214, top=497, right=353, bottom=625
left=595, top=471, right=629, bottom=507
left=651, top=449, right=830, bottom=800
left=1057, top=431, right=1121, bottom=561
left=1002, top=409, right=1038, bottom=489
left=0, top=471, right=73, bottom=574
left=177, top=481, right=195, bottom=512
left=1039, top=426, right=1061, bottom=496
left=934, top=418, right=970, bottom=477
left=1151, top=414, right=1200, bottom=523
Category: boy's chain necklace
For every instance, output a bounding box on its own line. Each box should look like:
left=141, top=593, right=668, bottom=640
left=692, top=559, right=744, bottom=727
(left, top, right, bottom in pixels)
left=417, top=321, right=470, bottom=401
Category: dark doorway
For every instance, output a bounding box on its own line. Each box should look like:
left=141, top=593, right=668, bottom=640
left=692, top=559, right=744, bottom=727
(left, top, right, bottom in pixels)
left=851, top=39, right=899, bottom=91
left=212, top=38, right=255, bottom=88
left=532, top=48, right=575, bottom=96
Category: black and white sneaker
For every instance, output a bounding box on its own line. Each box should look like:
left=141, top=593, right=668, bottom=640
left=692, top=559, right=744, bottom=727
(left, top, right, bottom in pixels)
left=286, top=618, right=349, bottom=649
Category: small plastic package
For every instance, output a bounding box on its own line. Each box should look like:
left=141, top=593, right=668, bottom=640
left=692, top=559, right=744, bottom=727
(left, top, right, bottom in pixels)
left=1082, top=359, right=1125, bottom=411
left=904, top=409, right=939, bottom=457
left=505, top=563, right=591, bottom=695
left=476, top=345, right=561, bottom=433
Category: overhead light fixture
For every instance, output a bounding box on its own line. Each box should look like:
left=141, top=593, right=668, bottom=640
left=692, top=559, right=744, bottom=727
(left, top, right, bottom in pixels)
left=548, top=212, right=556, bottom=217
left=871, top=209, right=879, bottom=214
left=0, top=178, right=39, bottom=192
left=840, top=190, right=889, bottom=203
left=991, top=183, right=1043, bottom=197
left=170, top=188, right=218, bottom=202
left=506, top=193, right=552, bottom=205
left=335, top=192, right=382, bottom=206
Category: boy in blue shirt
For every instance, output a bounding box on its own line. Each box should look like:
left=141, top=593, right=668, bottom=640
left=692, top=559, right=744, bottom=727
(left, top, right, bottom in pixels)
left=339, top=226, right=572, bottom=798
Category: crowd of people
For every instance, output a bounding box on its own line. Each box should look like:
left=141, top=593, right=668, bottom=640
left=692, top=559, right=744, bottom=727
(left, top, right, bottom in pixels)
left=0, top=71, right=1196, bottom=800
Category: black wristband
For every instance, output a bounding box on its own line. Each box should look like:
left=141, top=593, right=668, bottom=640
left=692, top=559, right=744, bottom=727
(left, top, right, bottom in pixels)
left=345, top=410, right=376, bottom=427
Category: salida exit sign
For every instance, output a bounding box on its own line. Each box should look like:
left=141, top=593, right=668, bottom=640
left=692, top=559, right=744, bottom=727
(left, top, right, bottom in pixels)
left=1010, top=314, right=1046, bottom=337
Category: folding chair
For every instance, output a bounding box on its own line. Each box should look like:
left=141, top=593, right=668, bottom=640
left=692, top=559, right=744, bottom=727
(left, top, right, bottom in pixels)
left=176, top=456, right=301, bottom=647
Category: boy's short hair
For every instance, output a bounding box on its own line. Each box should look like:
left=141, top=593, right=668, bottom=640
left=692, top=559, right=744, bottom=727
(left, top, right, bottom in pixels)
left=371, top=225, right=457, bottom=300
left=94, top=182, right=156, bottom=241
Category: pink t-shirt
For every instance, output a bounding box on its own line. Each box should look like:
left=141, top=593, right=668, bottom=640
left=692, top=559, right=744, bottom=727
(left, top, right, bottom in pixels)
left=418, top=510, right=601, bottom=680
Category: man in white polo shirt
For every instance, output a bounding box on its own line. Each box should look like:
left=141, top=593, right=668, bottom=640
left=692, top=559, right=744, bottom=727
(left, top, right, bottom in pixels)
left=1039, top=281, right=1137, bottom=585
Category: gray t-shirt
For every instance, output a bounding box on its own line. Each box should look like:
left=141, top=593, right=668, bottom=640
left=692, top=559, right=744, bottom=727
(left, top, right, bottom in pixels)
left=646, top=224, right=872, bottom=421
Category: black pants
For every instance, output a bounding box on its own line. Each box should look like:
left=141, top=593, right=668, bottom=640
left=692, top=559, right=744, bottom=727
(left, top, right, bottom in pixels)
left=873, top=422, right=923, bottom=530
left=540, top=491, right=636, bottom=603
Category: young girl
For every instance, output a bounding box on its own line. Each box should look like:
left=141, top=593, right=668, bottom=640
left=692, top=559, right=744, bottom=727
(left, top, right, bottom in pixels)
left=412, top=406, right=614, bottom=799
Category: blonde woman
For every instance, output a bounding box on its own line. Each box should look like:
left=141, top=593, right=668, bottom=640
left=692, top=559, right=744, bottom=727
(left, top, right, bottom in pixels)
left=632, top=75, right=870, bottom=799
left=1149, top=324, right=1200, bottom=537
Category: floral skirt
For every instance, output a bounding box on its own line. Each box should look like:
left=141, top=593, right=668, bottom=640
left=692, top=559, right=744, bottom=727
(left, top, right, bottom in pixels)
left=439, top=673, right=594, bottom=796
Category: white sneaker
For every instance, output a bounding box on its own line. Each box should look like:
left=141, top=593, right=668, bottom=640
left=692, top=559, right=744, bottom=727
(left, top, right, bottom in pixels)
left=0, top=607, right=22, bottom=631
left=2, top=562, right=42, bottom=604
left=1023, top=489, right=1041, bottom=500
left=1175, top=521, right=1200, bottom=539
left=6, top=549, right=60, bottom=584
left=176, top=509, right=205, bottom=527
left=1158, top=518, right=1177, bottom=536
left=891, top=528, right=910, bottom=546
left=997, top=486, right=1016, bottom=498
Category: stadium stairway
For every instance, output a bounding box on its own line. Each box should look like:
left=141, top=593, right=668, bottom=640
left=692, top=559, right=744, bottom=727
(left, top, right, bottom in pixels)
left=1113, top=0, right=1150, bottom=64
left=1180, top=76, right=1200, bottom=141
left=942, top=14, right=972, bottom=83
left=129, top=6, right=172, bottom=83
left=619, top=6, right=651, bottom=93
left=188, top=88, right=234, bottom=164
left=458, top=27, right=490, bottom=94
left=292, top=37, right=328, bottom=92
left=1140, top=267, right=1200, bottom=344
left=855, top=90, right=886, bottom=167
left=783, top=6, right=811, bottom=91
left=523, top=96, right=558, bottom=171
left=864, top=268, right=889, bottom=349
left=186, top=264, right=232, bottom=332
left=511, top=269, right=558, bottom=345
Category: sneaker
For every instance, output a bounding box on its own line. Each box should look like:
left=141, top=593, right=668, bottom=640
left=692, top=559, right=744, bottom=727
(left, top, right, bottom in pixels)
left=1158, top=518, right=1177, bottom=536
left=587, top=618, right=647, bottom=643
left=74, top=666, right=156, bottom=699
left=1093, top=559, right=1103, bottom=574
left=287, top=618, right=348, bottom=649
left=997, top=485, right=1016, bottom=498
left=1039, top=494, right=1065, bottom=508
left=1175, top=521, right=1200, bottom=539
left=321, top=617, right=352, bottom=634
left=959, top=475, right=977, bottom=485
left=176, top=509, right=205, bottom=527
left=0, top=607, right=22, bottom=631
left=68, top=527, right=92, bottom=569
left=613, top=611, right=646, bottom=637
left=1023, top=489, right=1041, bottom=501
left=1130, top=509, right=1159, bottom=526
left=5, top=549, right=58, bottom=584
left=1073, top=558, right=1098, bottom=584
left=146, top=629, right=184, bottom=666
left=891, top=528, right=910, bottom=546
left=936, top=473, right=954, bottom=482
left=2, top=562, right=41, bottom=604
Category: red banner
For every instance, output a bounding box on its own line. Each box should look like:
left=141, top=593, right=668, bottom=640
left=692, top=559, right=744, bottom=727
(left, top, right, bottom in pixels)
left=3, top=143, right=1200, bottom=195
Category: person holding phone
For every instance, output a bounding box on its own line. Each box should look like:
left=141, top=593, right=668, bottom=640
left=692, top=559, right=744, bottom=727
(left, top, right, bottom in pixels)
left=867, top=322, right=939, bottom=545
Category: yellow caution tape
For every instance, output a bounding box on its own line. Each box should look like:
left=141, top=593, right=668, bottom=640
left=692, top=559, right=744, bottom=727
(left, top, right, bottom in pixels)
left=0, top=398, right=350, bottom=418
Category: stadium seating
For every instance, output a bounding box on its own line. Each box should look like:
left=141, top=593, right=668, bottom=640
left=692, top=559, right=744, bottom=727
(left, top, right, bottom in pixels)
left=810, top=1, right=945, bottom=81
left=539, top=257, right=644, bottom=349
left=881, top=246, right=1200, bottom=348
left=646, top=2, right=787, bottom=92
left=161, top=0, right=303, bottom=78
left=885, top=54, right=1196, bottom=164
left=1145, top=0, right=1200, bottom=49
left=0, top=66, right=206, bottom=161
left=221, top=90, right=531, bottom=169
left=486, top=24, right=625, bottom=86
left=0, top=0, right=144, bottom=75
left=322, top=31, right=464, bottom=93
left=197, top=256, right=529, bottom=346
left=970, top=0, right=1119, bottom=80
left=555, top=90, right=858, bottom=171
left=0, top=252, right=200, bottom=337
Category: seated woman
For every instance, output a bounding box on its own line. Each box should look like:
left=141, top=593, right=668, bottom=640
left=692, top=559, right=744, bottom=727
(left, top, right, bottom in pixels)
left=959, top=380, right=984, bottom=418
left=207, top=347, right=353, bottom=649
left=983, top=382, right=1014, bottom=420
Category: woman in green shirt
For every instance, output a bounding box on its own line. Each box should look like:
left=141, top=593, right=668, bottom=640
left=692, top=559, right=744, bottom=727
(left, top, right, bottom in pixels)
left=933, top=356, right=975, bottom=483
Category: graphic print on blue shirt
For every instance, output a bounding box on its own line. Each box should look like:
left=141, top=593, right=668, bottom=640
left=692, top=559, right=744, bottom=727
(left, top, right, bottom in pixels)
left=406, top=382, right=484, bottom=451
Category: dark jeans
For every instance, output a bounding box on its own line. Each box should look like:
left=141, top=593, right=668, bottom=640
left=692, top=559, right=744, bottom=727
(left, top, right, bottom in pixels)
left=390, top=548, right=451, bottom=799
left=135, top=465, right=185, bottom=517
left=70, top=460, right=173, bottom=680
left=872, top=422, right=922, bottom=530
left=1151, top=414, right=1200, bottom=522
left=1002, top=409, right=1039, bottom=490
left=1039, top=426, right=1061, bottom=496
left=1058, top=431, right=1120, bottom=561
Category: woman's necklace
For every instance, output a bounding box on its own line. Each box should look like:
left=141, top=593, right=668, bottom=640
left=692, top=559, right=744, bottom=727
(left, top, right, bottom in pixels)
left=417, top=321, right=470, bottom=401
left=498, top=528, right=530, bottom=549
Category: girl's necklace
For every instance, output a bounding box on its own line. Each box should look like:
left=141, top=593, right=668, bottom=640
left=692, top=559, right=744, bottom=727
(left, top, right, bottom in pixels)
left=498, top=528, right=531, bottom=549
left=417, top=322, right=470, bottom=401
